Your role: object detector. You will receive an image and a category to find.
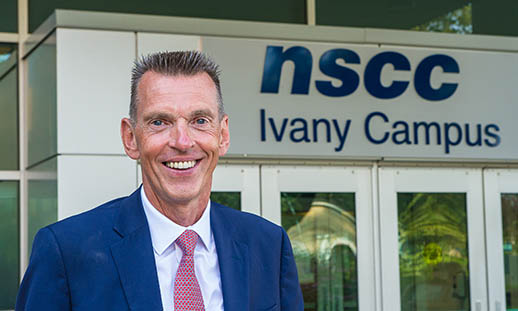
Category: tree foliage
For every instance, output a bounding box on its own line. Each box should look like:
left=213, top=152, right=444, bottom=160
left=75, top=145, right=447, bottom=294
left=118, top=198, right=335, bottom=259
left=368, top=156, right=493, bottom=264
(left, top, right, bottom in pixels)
left=413, top=3, right=472, bottom=34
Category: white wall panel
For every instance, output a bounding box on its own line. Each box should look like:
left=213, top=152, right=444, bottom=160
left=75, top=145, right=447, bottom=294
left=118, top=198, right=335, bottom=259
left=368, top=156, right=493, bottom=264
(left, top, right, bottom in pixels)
left=137, top=33, right=200, bottom=57
left=56, top=28, right=135, bottom=155
left=57, top=155, right=138, bottom=219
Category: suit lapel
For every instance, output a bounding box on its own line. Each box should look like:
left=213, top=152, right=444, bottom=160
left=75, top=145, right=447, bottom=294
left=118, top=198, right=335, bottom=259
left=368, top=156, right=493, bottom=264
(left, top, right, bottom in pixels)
left=211, top=203, right=250, bottom=311
left=110, top=189, right=162, bottom=311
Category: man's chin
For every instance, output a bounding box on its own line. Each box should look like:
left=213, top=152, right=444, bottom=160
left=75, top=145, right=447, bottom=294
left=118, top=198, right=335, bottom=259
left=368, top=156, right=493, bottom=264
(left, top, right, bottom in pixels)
left=162, top=186, right=205, bottom=204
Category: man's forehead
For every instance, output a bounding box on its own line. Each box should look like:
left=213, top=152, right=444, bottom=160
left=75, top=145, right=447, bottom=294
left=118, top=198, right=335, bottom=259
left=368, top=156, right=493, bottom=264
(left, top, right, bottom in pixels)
left=137, top=71, right=219, bottom=103
left=135, top=71, right=219, bottom=118
left=139, top=71, right=216, bottom=90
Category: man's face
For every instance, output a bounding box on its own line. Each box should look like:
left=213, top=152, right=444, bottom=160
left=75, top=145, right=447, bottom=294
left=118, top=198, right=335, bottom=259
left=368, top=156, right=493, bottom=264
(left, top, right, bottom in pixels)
left=121, top=71, right=229, bottom=207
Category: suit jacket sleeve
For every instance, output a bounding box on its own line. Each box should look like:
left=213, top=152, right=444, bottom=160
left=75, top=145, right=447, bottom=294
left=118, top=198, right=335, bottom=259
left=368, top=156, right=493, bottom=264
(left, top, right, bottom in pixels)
left=16, top=227, right=71, bottom=311
left=280, top=227, right=304, bottom=310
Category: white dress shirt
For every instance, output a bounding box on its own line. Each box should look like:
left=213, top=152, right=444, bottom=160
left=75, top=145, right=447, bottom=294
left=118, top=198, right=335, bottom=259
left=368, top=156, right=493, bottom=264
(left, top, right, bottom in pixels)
left=141, top=188, right=224, bottom=311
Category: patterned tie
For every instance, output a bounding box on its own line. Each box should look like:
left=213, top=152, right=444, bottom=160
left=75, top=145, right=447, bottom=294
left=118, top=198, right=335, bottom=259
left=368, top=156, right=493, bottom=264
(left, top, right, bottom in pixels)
left=174, top=229, right=205, bottom=311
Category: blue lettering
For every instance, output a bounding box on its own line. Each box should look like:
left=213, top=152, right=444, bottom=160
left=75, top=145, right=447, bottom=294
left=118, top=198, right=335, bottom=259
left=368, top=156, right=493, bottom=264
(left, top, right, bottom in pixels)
left=465, top=124, right=482, bottom=146
left=444, top=122, right=462, bottom=154
left=392, top=121, right=411, bottom=145
left=414, top=54, right=459, bottom=101
left=333, top=119, right=352, bottom=152
left=260, top=109, right=266, bottom=141
left=313, top=119, right=331, bottom=142
left=484, top=124, right=501, bottom=147
left=413, top=121, right=441, bottom=145
left=365, top=112, right=389, bottom=144
left=364, top=52, right=410, bottom=99
left=290, top=118, right=310, bottom=142
left=315, top=49, right=360, bottom=97
left=268, top=117, right=289, bottom=141
left=260, top=46, right=312, bottom=94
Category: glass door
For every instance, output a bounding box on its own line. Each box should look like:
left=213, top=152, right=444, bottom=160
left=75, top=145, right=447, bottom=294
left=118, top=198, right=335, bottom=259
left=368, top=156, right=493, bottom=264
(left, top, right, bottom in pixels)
left=261, top=165, right=376, bottom=311
left=211, top=164, right=260, bottom=215
left=379, top=167, right=487, bottom=311
left=484, top=169, right=518, bottom=311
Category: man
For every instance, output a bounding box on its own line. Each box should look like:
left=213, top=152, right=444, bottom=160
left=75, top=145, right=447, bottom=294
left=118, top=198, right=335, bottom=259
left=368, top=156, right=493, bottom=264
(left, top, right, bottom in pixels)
left=16, top=51, right=304, bottom=310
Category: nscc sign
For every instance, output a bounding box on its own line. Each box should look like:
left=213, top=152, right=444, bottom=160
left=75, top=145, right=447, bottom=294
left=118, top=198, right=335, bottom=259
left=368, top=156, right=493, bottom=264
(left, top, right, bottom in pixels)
left=260, top=45, right=459, bottom=101
left=201, top=37, right=518, bottom=161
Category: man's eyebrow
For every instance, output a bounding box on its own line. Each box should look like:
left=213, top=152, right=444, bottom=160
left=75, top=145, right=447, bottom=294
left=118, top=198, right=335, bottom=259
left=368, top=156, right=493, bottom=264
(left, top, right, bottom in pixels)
left=142, top=112, right=175, bottom=122
left=191, top=109, right=216, bottom=119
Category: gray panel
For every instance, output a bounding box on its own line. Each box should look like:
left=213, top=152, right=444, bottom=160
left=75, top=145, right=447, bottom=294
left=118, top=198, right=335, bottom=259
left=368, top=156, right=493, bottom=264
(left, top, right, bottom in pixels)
left=57, top=155, right=137, bottom=219
left=56, top=28, right=134, bottom=155
left=137, top=33, right=200, bottom=57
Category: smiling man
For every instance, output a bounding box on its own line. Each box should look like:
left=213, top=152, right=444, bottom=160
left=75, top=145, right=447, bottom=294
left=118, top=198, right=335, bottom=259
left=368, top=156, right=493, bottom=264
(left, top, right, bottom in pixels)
left=16, top=51, right=304, bottom=311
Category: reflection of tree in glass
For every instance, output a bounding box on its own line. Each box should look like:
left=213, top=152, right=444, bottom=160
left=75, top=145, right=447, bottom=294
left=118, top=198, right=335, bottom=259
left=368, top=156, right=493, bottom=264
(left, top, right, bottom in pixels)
left=0, top=45, right=15, bottom=63
left=281, top=193, right=358, bottom=310
left=210, top=192, right=240, bottom=210
left=398, top=193, right=469, bottom=311
left=501, top=194, right=518, bottom=255
left=501, top=194, right=518, bottom=308
left=412, top=3, right=472, bottom=34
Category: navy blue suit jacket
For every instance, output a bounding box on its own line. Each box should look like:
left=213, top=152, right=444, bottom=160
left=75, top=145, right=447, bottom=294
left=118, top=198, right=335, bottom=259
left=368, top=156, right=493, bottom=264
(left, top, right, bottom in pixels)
left=16, top=188, right=304, bottom=310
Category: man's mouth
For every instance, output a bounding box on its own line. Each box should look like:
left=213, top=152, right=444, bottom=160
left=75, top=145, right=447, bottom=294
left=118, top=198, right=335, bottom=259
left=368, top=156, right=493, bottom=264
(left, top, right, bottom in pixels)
left=163, top=160, right=197, bottom=170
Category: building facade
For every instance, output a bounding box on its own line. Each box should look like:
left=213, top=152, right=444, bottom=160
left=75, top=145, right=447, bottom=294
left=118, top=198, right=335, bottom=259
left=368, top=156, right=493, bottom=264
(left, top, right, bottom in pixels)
left=0, top=1, right=517, bottom=310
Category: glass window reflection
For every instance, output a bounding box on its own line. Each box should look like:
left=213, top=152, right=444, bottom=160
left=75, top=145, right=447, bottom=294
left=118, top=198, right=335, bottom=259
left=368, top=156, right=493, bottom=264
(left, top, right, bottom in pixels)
left=0, top=44, right=18, bottom=170
left=282, top=192, right=358, bottom=311
left=412, top=3, right=472, bottom=34
left=28, top=180, right=57, bottom=253
left=0, top=0, right=17, bottom=32
left=317, top=0, right=518, bottom=36
left=210, top=191, right=241, bottom=211
left=0, top=181, right=19, bottom=309
left=501, top=194, right=518, bottom=309
left=398, top=193, right=470, bottom=311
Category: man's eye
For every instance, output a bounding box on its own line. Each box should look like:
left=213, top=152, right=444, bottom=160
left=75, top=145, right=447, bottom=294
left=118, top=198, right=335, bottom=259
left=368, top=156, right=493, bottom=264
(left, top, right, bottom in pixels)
left=151, top=120, right=163, bottom=126
left=195, top=118, right=208, bottom=125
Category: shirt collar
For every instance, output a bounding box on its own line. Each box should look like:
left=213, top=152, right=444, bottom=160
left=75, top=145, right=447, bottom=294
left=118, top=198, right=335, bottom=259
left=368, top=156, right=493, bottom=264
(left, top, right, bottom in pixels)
left=140, top=187, right=212, bottom=256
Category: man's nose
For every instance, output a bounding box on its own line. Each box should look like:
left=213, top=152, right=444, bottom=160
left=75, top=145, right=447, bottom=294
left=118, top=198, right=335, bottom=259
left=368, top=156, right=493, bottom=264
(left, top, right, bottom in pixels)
left=169, top=121, right=194, bottom=151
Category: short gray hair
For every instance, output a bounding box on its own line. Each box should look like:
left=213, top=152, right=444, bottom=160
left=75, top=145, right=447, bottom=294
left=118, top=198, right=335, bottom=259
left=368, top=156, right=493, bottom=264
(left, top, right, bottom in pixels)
left=130, top=51, right=224, bottom=123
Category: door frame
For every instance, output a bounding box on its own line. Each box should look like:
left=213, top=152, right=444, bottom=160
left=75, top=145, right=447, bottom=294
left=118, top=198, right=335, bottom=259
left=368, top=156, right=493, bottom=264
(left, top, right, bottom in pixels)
left=378, top=166, right=487, bottom=311
left=212, top=163, right=261, bottom=215
left=260, top=164, right=377, bottom=311
left=483, top=168, right=518, bottom=311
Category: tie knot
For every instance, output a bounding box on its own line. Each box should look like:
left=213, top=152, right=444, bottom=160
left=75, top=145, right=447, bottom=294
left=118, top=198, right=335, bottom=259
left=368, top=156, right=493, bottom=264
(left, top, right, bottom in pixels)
left=176, top=229, right=198, bottom=256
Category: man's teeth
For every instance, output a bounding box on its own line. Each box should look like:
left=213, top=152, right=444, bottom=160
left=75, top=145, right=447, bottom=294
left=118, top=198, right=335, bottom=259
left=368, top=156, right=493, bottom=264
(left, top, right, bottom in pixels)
left=165, top=160, right=196, bottom=170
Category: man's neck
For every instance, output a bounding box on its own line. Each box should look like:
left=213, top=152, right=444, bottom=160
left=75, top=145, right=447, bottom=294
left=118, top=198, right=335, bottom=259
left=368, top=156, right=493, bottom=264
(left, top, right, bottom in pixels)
left=142, top=185, right=209, bottom=227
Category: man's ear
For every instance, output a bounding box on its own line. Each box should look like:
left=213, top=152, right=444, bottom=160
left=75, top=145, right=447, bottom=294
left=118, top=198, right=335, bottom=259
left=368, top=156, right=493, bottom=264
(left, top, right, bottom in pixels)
left=121, top=118, right=140, bottom=160
left=218, top=115, right=230, bottom=156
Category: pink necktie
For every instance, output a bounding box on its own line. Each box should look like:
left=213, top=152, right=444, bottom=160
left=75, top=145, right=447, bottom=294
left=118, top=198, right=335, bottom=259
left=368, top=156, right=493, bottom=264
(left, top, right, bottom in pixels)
left=174, top=230, right=205, bottom=311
